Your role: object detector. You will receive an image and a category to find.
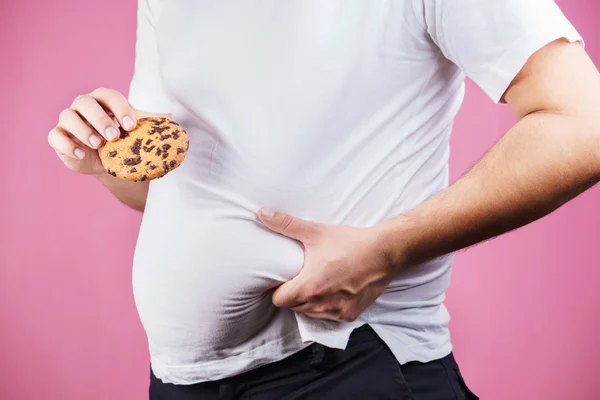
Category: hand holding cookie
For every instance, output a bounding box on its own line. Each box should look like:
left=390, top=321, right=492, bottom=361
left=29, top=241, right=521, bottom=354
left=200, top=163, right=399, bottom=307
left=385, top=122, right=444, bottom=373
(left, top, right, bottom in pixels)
left=48, top=88, right=138, bottom=176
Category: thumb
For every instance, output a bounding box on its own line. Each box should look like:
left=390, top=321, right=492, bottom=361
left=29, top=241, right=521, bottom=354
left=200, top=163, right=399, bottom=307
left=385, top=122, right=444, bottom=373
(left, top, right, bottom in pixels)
left=272, top=275, right=306, bottom=308
left=258, top=208, right=319, bottom=243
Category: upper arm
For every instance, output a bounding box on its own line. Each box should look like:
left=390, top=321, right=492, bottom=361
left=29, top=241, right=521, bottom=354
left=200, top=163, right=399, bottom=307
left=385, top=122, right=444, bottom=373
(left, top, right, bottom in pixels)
left=503, top=39, right=600, bottom=122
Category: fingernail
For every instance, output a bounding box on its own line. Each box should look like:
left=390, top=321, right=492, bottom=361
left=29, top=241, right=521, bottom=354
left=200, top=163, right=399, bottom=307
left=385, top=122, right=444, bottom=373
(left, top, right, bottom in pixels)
left=261, top=208, right=275, bottom=218
left=122, top=116, right=135, bottom=130
left=89, top=135, right=101, bottom=148
left=105, top=126, right=119, bottom=141
left=74, top=148, right=86, bottom=159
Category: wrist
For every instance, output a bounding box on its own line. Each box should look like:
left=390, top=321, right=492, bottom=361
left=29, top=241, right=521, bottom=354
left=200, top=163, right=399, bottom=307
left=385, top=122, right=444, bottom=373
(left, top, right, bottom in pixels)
left=95, top=170, right=112, bottom=180
left=374, top=215, right=419, bottom=273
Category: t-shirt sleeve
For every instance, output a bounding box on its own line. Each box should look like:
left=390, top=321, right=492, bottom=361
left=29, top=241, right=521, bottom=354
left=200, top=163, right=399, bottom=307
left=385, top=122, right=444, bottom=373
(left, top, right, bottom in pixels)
left=128, top=0, right=171, bottom=113
left=422, top=0, right=584, bottom=103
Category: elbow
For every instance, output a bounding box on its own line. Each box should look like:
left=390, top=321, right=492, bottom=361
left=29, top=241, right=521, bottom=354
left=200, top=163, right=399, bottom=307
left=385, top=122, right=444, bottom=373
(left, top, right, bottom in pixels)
left=557, top=102, right=600, bottom=178
left=119, top=197, right=146, bottom=212
left=132, top=204, right=146, bottom=213
left=583, top=114, right=600, bottom=180
left=129, top=200, right=146, bottom=213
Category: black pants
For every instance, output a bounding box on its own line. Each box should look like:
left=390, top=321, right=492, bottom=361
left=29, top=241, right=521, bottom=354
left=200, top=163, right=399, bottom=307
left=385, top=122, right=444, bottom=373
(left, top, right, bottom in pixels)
left=150, top=325, right=479, bottom=400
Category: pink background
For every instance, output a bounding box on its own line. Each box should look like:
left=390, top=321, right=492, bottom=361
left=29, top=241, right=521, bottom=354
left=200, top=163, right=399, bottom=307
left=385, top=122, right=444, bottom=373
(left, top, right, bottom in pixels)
left=1, top=1, right=599, bottom=399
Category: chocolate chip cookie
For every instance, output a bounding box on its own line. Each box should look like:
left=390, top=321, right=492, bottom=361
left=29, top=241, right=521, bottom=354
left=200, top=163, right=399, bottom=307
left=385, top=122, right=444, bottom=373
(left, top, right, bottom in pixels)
left=99, top=117, right=189, bottom=181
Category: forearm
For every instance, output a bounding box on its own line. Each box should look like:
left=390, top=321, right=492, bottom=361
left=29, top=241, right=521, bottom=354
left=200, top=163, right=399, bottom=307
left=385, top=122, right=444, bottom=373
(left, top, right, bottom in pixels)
left=97, top=172, right=149, bottom=212
left=95, top=109, right=170, bottom=212
left=381, top=111, right=600, bottom=269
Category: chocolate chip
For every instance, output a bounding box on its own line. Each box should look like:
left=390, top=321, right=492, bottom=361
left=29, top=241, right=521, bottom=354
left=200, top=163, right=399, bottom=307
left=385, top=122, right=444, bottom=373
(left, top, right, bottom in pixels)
left=177, top=147, right=185, bottom=154
left=172, top=131, right=180, bottom=139
left=108, top=169, right=116, bottom=177
left=156, top=148, right=162, bottom=156
left=131, top=167, right=137, bottom=173
left=131, top=138, right=143, bottom=155
left=163, top=161, right=169, bottom=172
left=145, top=139, right=153, bottom=145
left=151, top=118, right=163, bottom=125
left=169, top=160, right=177, bottom=168
left=149, top=165, right=156, bottom=170
left=143, top=145, right=156, bottom=152
left=140, top=175, right=147, bottom=182
left=162, top=152, right=169, bottom=159
left=108, top=151, right=117, bottom=157
left=124, top=156, right=142, bottom=166
left=146, top=161, right=151, bottom=165
left=120, top=129, right=129, bottom=139
left=150, top=126, right=170, bottom=134
left=162, top=144, right=171, bottom=151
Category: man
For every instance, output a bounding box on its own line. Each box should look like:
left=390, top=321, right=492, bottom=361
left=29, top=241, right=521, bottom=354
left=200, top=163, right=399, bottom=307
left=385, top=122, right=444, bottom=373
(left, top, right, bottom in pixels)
left=47, top=0, right=599, bottom=398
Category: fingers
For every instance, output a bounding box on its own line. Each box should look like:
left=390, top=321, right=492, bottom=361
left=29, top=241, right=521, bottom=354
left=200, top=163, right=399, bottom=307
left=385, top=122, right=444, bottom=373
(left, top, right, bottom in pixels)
left=301, top=312, right=340, bottom=321
left=272, top=278, right=307, bottom=308
left=290, top=302, right=342, bottom=321
left=279, top=285, right=358, bottom=322
left=258, top=209, right=321, bottom=243
left=290, top=302, right=340, bottom=315
left=89, top=87, right=136, bottom=131
left=49, top=88, right=135, bottom=175
left=292, top=304, right=359, bottom=322
left=69, top=94, right=120, bottom=142
left=58, top=108, right=104, bottom=149
left=64, top=88, right=136, bottom=147
left=48, top=127, right=86, bottom=159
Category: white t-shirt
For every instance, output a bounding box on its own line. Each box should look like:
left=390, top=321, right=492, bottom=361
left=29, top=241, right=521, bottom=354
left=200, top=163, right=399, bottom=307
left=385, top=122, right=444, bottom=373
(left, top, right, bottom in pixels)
left=128, top=0, right=582, bottom=385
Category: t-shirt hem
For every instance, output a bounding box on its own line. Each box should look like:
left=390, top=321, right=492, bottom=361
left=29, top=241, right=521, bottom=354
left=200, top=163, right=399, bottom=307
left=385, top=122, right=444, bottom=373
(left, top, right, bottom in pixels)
left=369, top=323, right=452, bottom=365
left=150, top=329, right=312, bottom=385
left=150, top=323, right=453, bottom=385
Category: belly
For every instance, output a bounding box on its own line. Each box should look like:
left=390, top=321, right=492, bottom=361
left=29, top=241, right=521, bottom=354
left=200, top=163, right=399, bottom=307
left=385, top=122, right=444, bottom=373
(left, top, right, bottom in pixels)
left=132, top=193, right=304, bottom=359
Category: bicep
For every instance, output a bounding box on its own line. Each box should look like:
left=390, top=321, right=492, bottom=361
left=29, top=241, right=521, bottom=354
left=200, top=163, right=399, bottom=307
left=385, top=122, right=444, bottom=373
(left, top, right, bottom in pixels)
left=503, top=39, right=600, bottom=121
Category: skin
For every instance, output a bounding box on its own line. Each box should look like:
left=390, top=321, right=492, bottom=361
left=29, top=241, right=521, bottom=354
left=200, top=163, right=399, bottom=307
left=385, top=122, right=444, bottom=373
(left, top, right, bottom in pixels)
left=50, top=39, right=600, bottom=323
left=47, top=88, right=170, bottom=211
left=257, top=39, right=600, bottom=322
